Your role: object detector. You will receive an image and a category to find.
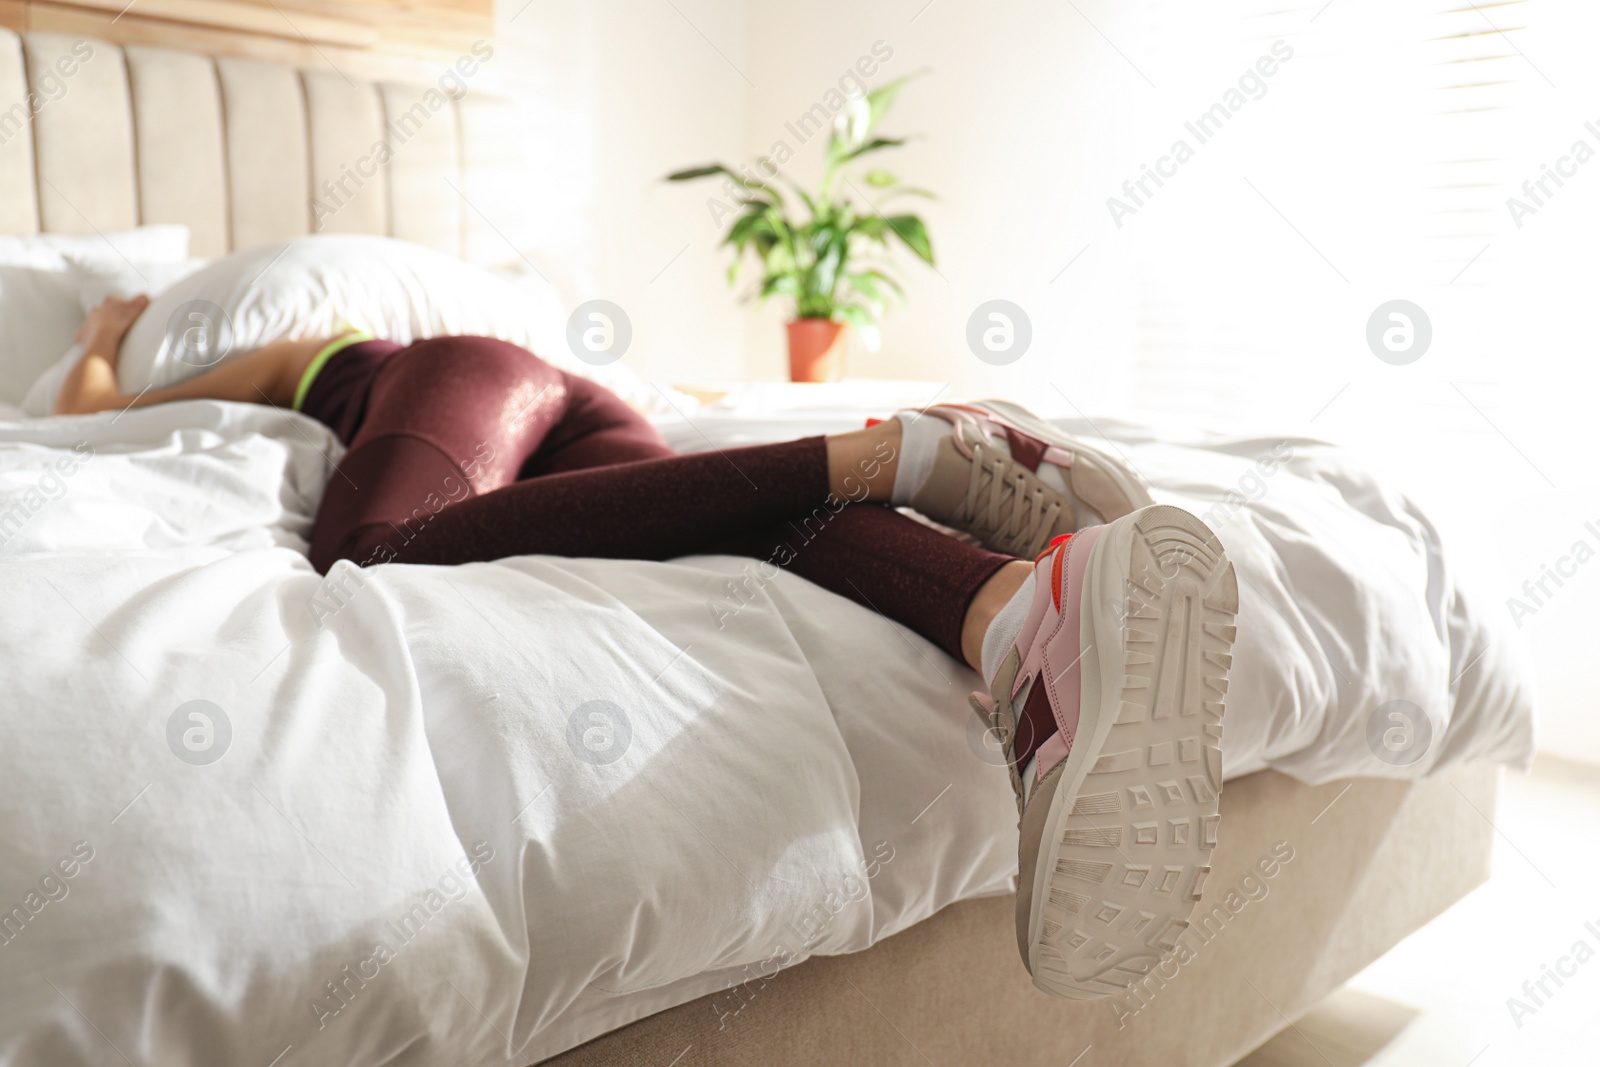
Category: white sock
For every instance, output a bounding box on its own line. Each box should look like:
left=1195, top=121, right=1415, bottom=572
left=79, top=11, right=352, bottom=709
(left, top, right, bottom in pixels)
left=889, top=411, right=950, bottom=505
left=979, top=572, right=1035, bottom=684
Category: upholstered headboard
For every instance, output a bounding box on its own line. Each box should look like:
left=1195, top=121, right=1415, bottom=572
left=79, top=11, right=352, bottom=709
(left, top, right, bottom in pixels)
left=0, top=29, right=526, bottom=264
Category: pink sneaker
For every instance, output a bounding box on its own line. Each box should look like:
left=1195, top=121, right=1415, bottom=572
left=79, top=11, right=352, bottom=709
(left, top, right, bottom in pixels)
left=971, top=504, right=1238, bottom=1000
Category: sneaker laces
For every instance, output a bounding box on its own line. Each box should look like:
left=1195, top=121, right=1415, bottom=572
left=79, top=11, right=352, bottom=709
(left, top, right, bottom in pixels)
left=957, top=428, right=1066, bottom=557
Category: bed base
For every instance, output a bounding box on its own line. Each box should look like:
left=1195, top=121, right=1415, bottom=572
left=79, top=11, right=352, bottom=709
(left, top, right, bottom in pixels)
left=543, top=764, right=1499, bottom=1066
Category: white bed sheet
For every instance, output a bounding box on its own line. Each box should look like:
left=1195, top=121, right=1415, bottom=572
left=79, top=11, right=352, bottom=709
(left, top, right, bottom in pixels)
left=0, top=394, right=1533, bottom=1065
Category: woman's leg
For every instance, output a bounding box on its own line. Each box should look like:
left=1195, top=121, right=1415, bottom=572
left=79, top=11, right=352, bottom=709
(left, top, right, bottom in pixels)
left=710, top=505, right=1029, bottom=666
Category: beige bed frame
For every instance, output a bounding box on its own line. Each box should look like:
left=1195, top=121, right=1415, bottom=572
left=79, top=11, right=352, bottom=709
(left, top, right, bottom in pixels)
left=548, top=764, right=1499, bottom=1066
left=0, top=28, right=1503, bottom=1066
left=0, top=28, right=526, bottom=263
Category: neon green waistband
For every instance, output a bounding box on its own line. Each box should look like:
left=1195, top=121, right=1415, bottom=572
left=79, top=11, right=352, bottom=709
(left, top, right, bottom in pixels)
left=292, top=331, right=374, bottom=411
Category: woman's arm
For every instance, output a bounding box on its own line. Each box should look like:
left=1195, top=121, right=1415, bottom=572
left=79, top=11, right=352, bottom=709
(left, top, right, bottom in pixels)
left=54, top=295, right=335, bottom=416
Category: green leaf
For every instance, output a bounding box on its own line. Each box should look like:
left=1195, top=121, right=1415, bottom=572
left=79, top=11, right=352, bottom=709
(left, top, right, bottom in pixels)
left=852, top=216, right=892, bottom=243
left=864, top=73, right=918, bottom=136
left=879, top=186, right=938, bottom=202
left=813, top=238, right=848, bottom=299
left=838, top=136, right=906, bottom=165
left=721, top=201, right=801, bottom=295
left=842, top=271, right=883, bottom=304
left=776, top=176, right=820, bottom=219
left=761, top=273, right=800, bottom=299
left=796, top=292, right=835, bottom=318
left=664, top=163, right=784, bottom=206
left=884, top=214, right=934, bottom=265
left=846, top=268, right=903, bottom=300
left=725, top=211, right=765, bottom=245
left=664, top=164, right=729, bottom=181
left=863, top=170, right=898, bottom=188
left=836, top=302, right=877, bottom=330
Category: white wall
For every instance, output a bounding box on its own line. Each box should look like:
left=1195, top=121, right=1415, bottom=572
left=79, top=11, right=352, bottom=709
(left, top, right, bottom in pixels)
left=491, top=0, right=750, bottom=384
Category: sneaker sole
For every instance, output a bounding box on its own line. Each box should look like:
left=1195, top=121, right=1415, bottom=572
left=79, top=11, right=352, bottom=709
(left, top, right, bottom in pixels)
left=1013, top=504, right=1237, bottom=1000
left=973, top=399, right=1155, bottom=521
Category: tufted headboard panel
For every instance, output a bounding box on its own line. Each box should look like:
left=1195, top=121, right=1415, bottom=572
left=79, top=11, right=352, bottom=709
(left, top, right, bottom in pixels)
left=0, top=28, right=524, bottom=264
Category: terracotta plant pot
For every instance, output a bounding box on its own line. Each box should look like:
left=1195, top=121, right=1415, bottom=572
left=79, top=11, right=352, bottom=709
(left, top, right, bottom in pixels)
left=786, top=318, right=848, bottom=382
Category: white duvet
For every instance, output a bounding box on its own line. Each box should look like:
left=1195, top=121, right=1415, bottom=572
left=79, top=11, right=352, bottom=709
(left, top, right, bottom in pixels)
left=0, top=396, right=1533, bottom=1066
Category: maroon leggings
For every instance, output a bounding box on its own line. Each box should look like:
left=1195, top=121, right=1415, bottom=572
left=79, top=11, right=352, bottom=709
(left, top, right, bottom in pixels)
left=303, top=337, right=1011, bottom=661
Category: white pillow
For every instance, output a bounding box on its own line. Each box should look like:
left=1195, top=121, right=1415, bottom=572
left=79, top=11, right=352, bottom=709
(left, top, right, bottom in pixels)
left=0, top=224, right=191, bottom=269
left=65, top=254, right=207, bottom=307
left=0, top=266, right=79, bottom=405
left=0, top=225, right=191, bottom=406
left=115, top=234, right=671, bottom=414
left=19, top=258, right=208, bottom=417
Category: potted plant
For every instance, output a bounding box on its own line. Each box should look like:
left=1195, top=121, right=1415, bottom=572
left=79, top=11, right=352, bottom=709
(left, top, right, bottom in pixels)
left=667, top=77, right=935, bottom=382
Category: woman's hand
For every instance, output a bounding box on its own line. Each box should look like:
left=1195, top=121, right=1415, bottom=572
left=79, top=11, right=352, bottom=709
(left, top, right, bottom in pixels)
left=55, top=295, right=148, bottom=416
left=75, top=294, right=149, bottom=352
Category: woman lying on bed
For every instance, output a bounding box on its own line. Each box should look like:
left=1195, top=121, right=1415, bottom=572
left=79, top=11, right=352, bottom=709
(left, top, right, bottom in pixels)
left=54, top=293, right=1239, bottom=1002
